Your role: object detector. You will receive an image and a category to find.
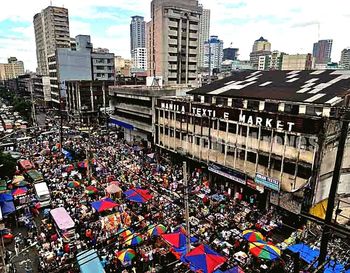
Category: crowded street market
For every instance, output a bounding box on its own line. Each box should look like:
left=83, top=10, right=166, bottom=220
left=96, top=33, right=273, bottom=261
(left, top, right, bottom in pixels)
left=0, top=121, right=350, bottom=273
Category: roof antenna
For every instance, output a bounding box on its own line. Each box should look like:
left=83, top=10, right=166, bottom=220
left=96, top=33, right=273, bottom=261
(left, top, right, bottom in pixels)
left=318, top=22, right=320, bottom=41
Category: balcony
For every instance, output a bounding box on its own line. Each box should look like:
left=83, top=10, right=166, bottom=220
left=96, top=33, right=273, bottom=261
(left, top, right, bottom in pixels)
left=168, top=30, right=178, bottom=36
left=110, top=115, right=152, bottom=133
left=168, top=39, right=178, bottom=46
left=168, top=47, right=178, bottom=54
left=168, top=56, right=178, bottom=62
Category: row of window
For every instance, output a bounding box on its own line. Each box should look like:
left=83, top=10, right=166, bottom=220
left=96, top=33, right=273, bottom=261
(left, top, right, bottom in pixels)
left=157, top=130, right=312, bottom=179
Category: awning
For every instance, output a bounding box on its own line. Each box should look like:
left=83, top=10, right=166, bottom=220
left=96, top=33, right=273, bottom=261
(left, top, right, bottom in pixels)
left=109, top=118, right=134, bottom=130
left=77, top=249, right=105, bottom=273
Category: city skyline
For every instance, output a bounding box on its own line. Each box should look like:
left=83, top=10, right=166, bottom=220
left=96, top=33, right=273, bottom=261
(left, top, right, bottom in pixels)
left=1, top=0, right=350, bottom=71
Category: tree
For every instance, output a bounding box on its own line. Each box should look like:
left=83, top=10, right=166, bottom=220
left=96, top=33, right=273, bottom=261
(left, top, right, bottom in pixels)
left=0, top=152, right=17, bottom=179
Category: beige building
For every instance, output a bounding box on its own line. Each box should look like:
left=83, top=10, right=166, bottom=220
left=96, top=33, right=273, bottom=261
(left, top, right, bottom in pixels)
left=0, top=57, right=25, bottom=80
left=115, top=56, right=132, bottom=77
left=34, top=6, right=70, bottom=76
left=252, top=36, right=271, bottom=52
left=147, top=0, right=202, bottom=87
left=281, top=54, right=314, bottom=71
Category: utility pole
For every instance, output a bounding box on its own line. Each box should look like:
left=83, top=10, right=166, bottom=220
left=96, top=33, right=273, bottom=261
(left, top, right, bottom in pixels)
left=318, top=111, right=350, bottom=269
left=183, top=161, right=191, bottom=253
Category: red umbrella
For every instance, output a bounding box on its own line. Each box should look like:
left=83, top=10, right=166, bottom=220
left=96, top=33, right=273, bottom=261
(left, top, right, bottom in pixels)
left=11, top=187, right=28, bottom=196
left=184, top=244, right=227, bottom=273
left=91, top=198, right=118, bottom=212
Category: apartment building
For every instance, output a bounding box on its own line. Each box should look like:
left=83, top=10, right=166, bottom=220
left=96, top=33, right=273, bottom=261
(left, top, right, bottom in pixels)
left=147, top=0, right=202, bottom=87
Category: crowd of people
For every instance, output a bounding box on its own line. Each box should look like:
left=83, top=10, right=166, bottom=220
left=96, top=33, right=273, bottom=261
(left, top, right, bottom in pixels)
left=2, top=126, right=307, bottom=273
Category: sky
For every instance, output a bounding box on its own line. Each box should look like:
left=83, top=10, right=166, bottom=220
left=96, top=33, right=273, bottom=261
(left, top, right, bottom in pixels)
left=1, top=0, right=350, bottom=71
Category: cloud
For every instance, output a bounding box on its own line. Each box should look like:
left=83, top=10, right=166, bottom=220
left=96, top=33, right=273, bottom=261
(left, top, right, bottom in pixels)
left=292, top=21, right=319, bottom=28
left=1, top=0, right=350, bottom=70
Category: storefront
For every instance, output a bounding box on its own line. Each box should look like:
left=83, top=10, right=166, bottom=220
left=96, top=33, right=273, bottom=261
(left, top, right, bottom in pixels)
left=208, top=163, right=268, bottom=209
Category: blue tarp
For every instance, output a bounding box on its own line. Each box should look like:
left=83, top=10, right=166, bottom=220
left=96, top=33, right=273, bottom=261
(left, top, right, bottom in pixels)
left=77, top=249, right=104, bottom=273
left=1, top=201, right=15, bottom=215
left=109, top=118, right=134, bottom=130
left=0, top=193, right=13, bottom=203
left=62, top=149, right=73, bottom=160
left=288, top=244, right=350, bottom=273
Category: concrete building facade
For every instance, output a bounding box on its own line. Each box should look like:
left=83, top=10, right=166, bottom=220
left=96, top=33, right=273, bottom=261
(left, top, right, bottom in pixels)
left=198, top=7, right=210, bottom=68
left=204, top=35, right=224, bottom=74
left=147, top=0, right=202, bottom=87
left=91, top=51, right=115, bottom=81
left=48, top=35, right=93, bottom=105
left=0, top=57, right=25, bottom=80
left=223, top=48, right=239, bottom=61
left=155, top=70, right=350, bottom=218
left=34, top=6, right=70, bottom=76
left=109, top=85, right=187, bottom=144
left=131, top=48, right=147, bottom=71
left=281, top=54, right=314, bottom=71
left=313, top=39, right=333, bottom=65
left=340, top=48, right=350, bottom=70
left=250, top=37, right=271, bottom=69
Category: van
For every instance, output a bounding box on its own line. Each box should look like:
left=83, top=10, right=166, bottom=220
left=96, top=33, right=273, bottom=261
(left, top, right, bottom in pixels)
left=34, top=182, right=51, bottom=207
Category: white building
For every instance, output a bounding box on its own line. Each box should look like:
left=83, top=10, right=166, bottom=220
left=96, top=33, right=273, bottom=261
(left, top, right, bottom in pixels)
left=132, top=47, right=147, bottom=71
left=204, top=35, right=224, bottom=75
left=198, top=7, right=210, bottom=68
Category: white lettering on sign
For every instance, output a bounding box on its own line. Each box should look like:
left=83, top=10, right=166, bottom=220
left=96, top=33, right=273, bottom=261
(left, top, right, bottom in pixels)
left=160, top=102, right=296, bottom=132
left=239, top=112, right=295, bottom=132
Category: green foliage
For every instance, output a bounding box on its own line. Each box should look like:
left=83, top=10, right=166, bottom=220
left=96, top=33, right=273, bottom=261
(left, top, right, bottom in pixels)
left=0, top=152, right=17, bottom=179
left=0, top=87, right=32, bottom=120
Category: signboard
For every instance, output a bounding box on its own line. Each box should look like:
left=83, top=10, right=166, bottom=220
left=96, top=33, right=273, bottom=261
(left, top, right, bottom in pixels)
left=157, top=100, right=323, bottom=134
left=255, top=173, right=280, bottom=192
left=208, top=163, right=246, bottom=185
left=247, top=178, right=264, bottom=193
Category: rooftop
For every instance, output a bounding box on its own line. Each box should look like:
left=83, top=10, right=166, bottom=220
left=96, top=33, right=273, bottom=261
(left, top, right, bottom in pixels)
left=187, top=70, right=350, bottom=106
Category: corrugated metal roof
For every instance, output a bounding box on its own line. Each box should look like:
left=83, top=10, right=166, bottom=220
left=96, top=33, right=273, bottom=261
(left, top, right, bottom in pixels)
left=188, top=70, right=350, bottom=106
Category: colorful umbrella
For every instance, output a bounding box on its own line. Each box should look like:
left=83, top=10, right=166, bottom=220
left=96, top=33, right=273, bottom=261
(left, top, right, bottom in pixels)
left=148, top=224, right=167, bottom=237
left=242, top=230, right=265, bottom=242
left=116, top=248, right=136, bottom=263
left=124, top=188, right=153, bottom=203
left=184, top=244, right=227, bottom=273
left=91, top=198, right=118, bottom=212
left=85, top=185, right=98, bottom=195
left=118, top=228, right=132, bottom=239
left=67, top=181, right=80, bottom=188
left=13, top=180, right=29, bottom=187
left=161, top=232, right=198, bottom=248
left=11, top=187, right=28, bottom=196
left=124, top=234, right=143, bottom=246
left=249, top=242, right=281, bottom=261
left=12, top=176, right=25, bottom=184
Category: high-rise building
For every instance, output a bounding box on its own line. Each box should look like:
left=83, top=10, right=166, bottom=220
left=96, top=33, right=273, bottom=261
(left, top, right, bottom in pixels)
left=0, top=57, right=25, bottom=80
left=252, top=36, right=271, bottom=52
left=223, top=47, right=239, bottom=61
left=313, top=39, right=333, bottom=65
left=204, top=35, right=224, bottom=74
left=147, top=0, right=202, bottom=87
left=132, top=48, right=147, bottom=71
left=340, top=48, right=350, bottom=70
left=281, top=54, right=314, bottom=70
left=250, top=37, right=271, bottom=69
left=34, top=6, right=70, bottom=76
left=198, top=7, right=210, bottom=68
left=130, top=16, right=146, bottom=54
left=269, top=51, right=286, bottom=70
